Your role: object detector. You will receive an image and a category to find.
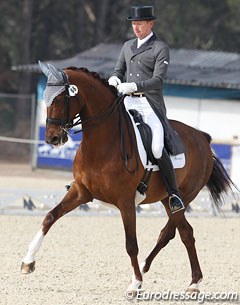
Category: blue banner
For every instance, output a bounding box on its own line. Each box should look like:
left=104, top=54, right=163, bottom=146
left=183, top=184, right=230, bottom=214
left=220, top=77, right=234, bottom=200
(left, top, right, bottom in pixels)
left=37, top=127, right=82, bottom=169
left=211, top=143, right=231, bottom=174
left=36, top=75, right=82, bottom=169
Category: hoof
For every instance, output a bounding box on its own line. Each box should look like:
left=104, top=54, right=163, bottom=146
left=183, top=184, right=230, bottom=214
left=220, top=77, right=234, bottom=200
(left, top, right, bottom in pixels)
left=21, top=261, right=35, bottom=274
left=186, top=287, right=200, bottom=294
left=186, top=279, right=202, bottom=294
left=125, top=289, right=138, bottom=300
left=125, top=278, right=142, bottom=300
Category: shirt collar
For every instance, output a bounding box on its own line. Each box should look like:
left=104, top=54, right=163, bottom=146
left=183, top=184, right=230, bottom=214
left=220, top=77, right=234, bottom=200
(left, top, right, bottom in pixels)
left=137, top=32, right=153, bottom=48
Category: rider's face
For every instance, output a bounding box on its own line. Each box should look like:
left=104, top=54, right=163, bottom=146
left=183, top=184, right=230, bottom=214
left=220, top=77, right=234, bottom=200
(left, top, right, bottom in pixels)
left=132, top=20, right=153, bottom=40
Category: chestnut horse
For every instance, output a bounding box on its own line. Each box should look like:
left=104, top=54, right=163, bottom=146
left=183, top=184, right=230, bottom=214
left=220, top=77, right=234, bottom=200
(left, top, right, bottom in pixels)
left=21, top=62, right=234, bottom=294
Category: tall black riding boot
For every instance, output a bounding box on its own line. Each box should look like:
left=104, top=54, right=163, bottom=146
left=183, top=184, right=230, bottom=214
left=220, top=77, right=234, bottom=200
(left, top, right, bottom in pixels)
left=156, top=148, right=185, bottom=214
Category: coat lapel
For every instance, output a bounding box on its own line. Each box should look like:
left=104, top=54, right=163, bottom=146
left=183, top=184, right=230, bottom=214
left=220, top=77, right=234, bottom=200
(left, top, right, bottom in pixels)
left=130, top=33, right=157, bottom=57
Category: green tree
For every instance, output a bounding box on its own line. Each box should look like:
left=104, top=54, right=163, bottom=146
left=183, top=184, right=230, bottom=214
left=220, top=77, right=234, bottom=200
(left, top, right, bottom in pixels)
left=1, top=0, right=240, bottom=96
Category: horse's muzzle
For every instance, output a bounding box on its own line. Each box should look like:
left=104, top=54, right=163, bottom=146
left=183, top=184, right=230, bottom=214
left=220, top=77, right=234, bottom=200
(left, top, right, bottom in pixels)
left=46, top=130, right=68, bottom=146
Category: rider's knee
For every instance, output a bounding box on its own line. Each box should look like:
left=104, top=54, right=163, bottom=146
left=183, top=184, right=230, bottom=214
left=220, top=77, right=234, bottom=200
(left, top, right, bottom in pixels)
left=151, top=145, right=163, bottom=159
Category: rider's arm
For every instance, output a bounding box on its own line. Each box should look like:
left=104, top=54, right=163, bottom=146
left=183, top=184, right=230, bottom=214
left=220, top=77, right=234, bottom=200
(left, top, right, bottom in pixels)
left=112, top=43, right=127, bottom=81
left=136, top=45, right=169, bottom=92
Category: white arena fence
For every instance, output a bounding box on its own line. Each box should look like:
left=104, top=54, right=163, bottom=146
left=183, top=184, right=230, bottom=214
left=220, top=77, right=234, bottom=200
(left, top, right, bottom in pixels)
left=0, top=187, right=239, bottom=217
left=0, top=136, right=45, bottom=144
left=0, top=93, right=239, bottom=216
left=0, top=133, right=239, bottom=217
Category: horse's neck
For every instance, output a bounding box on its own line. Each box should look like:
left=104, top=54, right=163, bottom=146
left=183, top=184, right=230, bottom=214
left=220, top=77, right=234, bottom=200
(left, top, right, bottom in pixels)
left=79, top=81, right=120, bottom=150
left=77, top=74, right=114, bottom=118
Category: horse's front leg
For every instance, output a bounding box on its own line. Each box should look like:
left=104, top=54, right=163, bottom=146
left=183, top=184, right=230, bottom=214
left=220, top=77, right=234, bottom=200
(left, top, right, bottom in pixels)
left=21, top=181, right=92, bottom=274
left=120, top=203, right=142, bottom=297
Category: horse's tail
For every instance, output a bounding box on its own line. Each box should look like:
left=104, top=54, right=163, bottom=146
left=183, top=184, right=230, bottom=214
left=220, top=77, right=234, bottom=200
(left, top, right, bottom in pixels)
left=206, top=153, right=238, bottom=210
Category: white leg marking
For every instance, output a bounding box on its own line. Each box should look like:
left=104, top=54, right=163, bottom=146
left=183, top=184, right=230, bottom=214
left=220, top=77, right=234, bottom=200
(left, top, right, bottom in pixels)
left=127, top=274, right=142, bottom=292
left=135, top=191, right=146, bottom=206
left=23, top=227, right=44, bottom=264
left=139, top=260, right=146, bottom=275
left=187, top=278, right=202, bottom=291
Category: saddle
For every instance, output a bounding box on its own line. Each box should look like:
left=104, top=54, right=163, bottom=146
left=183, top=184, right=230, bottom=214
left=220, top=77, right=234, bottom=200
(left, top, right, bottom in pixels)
left=128, top=109, right=185, bottom=195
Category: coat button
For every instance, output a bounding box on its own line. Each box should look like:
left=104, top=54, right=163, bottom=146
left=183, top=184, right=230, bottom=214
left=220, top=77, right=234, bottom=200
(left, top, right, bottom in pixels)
left=137, top=73, right=140, bottom=77
left=131, top=60, right=133, bottom=63
left=137, top=61, right=141, bottom=64
left=130, top=73, right=133, bottom=76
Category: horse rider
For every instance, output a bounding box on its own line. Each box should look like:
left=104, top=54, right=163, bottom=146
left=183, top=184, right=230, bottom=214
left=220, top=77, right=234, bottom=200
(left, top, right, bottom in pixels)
left=108, top=5, right=185, bottom=214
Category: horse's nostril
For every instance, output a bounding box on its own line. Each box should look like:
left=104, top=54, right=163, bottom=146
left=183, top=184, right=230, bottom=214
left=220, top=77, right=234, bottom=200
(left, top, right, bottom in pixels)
left=50, top=136, right=59, bottom=145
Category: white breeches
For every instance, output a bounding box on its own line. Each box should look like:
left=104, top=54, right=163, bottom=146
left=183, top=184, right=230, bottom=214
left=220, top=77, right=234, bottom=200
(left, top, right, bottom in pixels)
left=124, top=96, right=164, bottom=159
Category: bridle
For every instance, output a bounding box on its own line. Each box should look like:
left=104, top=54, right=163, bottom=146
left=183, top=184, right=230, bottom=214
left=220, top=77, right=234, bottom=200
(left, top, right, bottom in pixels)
left=45, top=71, right=139, bottom=173
left=46, top=71, right=80, bottom=133
left=46, top=71, right=125, bottom=134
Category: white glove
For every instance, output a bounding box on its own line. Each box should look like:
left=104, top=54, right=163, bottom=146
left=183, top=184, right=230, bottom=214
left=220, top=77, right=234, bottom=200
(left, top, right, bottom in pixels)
left=117, top=82, right=137, bottom=94
left=108, top=76, right=121, bottom=88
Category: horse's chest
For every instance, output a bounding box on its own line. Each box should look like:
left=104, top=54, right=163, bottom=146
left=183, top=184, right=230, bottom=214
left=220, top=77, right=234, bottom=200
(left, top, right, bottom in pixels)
left=81, top=171, right=113, bottom=199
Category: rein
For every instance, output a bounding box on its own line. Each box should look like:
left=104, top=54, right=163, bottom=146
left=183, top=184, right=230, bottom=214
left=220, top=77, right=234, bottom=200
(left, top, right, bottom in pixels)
left=119, top=103, right=139, bottom=174
left=46, top=75, right=124, bottom=133
left=72, top=93, right=125, bottom=133
left=46, top=76, right=139, bottom=173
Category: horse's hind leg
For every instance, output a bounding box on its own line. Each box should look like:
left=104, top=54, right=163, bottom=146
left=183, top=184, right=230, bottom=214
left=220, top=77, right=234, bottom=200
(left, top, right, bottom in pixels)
left=141, top=214, right=177, bottom=274
left=141, top=200, right=203, bottom=291
left=177, top=214, right=203, bottom=292
left=21, top=181, right=92, bottom=274
left=141, top=198, right=186, bottom=274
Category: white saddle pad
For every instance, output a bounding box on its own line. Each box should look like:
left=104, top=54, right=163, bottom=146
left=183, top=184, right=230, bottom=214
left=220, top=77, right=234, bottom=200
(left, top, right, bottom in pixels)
left=127, top=110, right=185, bottom=171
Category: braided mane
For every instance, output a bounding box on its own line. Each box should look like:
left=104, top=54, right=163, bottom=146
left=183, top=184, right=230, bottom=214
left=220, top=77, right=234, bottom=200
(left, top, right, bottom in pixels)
left=65, top=66, right=118, bottom=96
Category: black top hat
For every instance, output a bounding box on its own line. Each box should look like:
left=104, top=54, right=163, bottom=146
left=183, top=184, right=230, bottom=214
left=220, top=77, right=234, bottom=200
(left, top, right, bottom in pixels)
left=127, top=5, right=156, bottom=21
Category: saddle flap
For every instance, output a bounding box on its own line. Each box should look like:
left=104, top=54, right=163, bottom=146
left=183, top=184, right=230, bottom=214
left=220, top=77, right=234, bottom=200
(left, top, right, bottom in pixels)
left=128, top=109, right=155, bottom=164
